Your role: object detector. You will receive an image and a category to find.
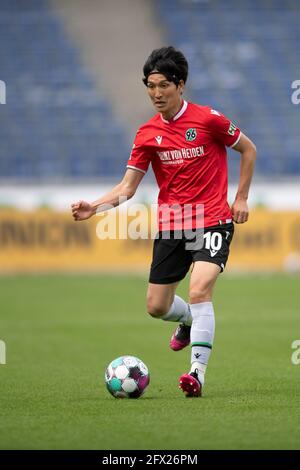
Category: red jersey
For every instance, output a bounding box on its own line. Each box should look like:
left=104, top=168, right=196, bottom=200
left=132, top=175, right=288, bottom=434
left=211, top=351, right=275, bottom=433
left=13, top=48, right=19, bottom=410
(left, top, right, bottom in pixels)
left=127, top=100, right=241, bottom=230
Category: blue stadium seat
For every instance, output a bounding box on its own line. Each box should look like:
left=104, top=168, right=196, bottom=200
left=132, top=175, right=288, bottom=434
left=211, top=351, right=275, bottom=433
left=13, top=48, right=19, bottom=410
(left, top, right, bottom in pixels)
left=1, top=0, right=299, bottom=180
left=0, top=0, right=129, bottom=181
left=155, top=0, right=300, bottom=177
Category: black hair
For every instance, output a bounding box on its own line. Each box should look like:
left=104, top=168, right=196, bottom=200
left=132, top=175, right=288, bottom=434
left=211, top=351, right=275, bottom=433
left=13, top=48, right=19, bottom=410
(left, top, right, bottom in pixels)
left=142, top=46, right=188, bottom=86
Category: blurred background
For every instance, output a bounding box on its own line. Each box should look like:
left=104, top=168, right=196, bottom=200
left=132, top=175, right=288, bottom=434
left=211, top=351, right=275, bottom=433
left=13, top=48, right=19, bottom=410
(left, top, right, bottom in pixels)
left=0, top=0, right=300, bottom=273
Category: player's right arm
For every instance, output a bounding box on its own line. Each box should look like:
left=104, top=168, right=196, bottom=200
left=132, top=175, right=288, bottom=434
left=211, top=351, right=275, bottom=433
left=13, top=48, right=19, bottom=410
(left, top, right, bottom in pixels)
left=71, top=168, right=144, bottom=221
left=72, top=125, right=151, bottom=222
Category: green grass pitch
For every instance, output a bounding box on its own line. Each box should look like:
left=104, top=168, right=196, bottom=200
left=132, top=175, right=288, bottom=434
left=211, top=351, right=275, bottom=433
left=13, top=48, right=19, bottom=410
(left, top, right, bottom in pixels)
left=0, top=273, right=300, bottom=450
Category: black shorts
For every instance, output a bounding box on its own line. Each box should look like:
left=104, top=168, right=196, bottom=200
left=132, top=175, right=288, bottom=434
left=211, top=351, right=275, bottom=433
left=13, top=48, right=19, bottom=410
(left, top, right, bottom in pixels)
left=149, top=223, right=234, bottom=284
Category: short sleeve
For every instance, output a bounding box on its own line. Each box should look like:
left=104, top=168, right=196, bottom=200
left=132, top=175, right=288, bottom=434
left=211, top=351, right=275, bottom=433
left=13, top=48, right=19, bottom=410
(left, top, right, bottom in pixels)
left=207, top=108, right=241, bottom=148
left=127, top=128, right=152, bottom=174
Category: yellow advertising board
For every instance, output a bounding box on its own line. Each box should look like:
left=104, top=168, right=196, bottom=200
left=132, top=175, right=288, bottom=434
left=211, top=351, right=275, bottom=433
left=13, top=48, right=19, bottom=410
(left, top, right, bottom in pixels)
left=0, top=209, right=152, bottom=273
left=229, top=209, right=300, bottom=271
left=0, top=209, right=299, bottom=273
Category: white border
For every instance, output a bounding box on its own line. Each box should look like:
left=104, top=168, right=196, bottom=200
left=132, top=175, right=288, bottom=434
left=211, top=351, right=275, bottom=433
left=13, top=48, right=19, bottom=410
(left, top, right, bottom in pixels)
left=160, top=100, right=188, bottom=123
left=230, top=131, right=242, bottom=148
left=126, top=165, right=146, bottom=174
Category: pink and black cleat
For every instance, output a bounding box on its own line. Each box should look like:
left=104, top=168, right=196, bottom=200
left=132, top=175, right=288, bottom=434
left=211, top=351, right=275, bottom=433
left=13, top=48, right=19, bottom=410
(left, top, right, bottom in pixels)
left=170, top=324, right=191, bottom=351
left=179, top=371, right=202, bottom=397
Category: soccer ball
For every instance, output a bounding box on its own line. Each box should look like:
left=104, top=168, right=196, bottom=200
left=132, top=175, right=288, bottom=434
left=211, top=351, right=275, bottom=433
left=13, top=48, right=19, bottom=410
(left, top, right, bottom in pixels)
left=105, top=355, right=150, bottom=398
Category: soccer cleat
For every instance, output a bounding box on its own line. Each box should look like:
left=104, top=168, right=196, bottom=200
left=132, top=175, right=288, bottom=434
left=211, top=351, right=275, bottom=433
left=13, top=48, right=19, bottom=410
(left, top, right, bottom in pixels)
left=179, top=371, right=202, bottom=397
left=170, top=323, right=191, bottom=351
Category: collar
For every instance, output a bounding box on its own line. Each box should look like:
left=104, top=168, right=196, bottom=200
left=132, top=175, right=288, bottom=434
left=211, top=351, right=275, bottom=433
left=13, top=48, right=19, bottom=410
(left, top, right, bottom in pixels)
left=160, top=100, right=188, bottom=123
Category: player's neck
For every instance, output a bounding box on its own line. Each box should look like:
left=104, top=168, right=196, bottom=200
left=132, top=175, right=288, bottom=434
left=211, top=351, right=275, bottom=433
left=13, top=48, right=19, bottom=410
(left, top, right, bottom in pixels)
left=161, top=99, right=184, bottom=121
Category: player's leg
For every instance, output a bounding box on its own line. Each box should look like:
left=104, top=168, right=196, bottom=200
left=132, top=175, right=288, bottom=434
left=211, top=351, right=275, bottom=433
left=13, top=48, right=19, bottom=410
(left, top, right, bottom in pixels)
left=179, top=261, right=220, bottom=396
left=179, top=223, right=234, bottom=397
left=146, top=282, right=192, bottom=350
left=147, top=281, right=191, bottom=322
left=147, top=233, right=192, bottom=347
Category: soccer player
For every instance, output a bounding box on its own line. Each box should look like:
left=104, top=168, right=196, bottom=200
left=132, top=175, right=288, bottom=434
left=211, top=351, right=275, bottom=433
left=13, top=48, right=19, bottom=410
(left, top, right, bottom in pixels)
left=71, top=47, right=256, bottom=397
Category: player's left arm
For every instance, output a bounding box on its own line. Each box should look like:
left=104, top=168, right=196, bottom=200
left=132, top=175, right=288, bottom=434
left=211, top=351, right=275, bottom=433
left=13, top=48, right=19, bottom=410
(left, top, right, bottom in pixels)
left=231, top=132, right=257, bottom=224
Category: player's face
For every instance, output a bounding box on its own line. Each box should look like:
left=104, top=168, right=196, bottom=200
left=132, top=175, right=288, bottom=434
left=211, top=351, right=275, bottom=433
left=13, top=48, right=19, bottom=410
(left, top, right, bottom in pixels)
left=146, top=73, right=184, bottom=119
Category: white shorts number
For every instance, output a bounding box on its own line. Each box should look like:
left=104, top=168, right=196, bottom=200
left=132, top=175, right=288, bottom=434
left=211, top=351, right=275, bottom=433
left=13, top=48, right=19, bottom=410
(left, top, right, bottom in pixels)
left=203, top=232, right=222, bottom=251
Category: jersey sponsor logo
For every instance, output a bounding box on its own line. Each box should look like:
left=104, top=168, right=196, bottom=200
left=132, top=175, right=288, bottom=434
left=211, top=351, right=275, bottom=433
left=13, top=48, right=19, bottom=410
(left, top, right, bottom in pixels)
left=210, top=109, right=221, bottom=116
left=155, top=136, right=163, bottom=145
left=156, top=146, right=204, bottom=164
left=185, top=128, right=197, bottom=142
left=228, top=122, right=237, bottom=136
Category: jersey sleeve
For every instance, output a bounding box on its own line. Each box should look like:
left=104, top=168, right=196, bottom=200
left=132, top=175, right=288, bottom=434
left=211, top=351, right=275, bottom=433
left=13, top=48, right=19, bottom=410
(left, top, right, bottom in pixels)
left=127, top=128, right=152, bottom=174
left=207, top=108, right=241, bottom=148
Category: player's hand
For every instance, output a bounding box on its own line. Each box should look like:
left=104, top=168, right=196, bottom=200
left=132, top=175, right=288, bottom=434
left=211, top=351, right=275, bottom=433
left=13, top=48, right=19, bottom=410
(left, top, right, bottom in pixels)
left=71, top=200, right=95, bottom=221
left=231, top=198, right=249, bottom=224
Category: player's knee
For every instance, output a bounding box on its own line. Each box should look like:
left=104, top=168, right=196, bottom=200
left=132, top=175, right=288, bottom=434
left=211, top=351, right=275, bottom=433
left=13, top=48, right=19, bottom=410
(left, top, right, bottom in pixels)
left=146, top=298, right=168, bottom=318
left=189, top=285, right=211, bottom=303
